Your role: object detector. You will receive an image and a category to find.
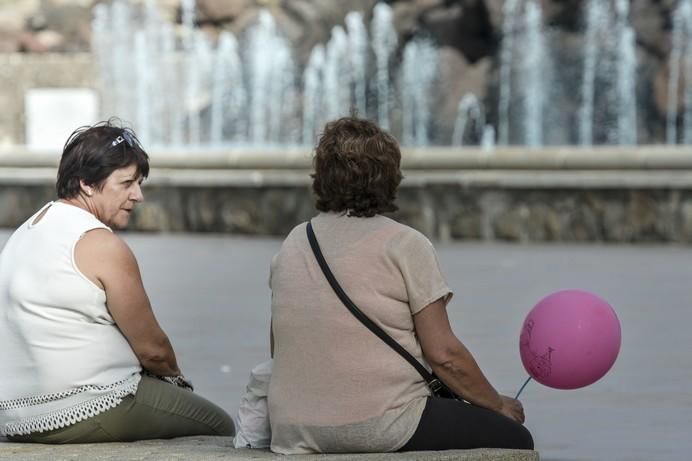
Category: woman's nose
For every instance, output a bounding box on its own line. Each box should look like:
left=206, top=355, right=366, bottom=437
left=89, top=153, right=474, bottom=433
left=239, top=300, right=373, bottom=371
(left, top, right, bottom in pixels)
left=131, top=183, right=144, bottom=202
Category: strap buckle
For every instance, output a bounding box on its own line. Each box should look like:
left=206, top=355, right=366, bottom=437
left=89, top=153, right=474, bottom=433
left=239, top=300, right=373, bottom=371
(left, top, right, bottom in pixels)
left=428, top=378, right=444, bottom=393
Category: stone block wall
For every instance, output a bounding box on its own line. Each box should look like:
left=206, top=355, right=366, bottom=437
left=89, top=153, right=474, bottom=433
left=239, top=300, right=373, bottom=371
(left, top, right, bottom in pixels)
left=398, top=187, right=692, bottom=243
left=2, top=180, right=689, bottom=243
left=1, top=147, right=690, bottom=243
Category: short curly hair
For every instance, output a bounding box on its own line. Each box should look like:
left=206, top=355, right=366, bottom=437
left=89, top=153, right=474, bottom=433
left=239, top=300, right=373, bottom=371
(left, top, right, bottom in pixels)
left=312, top=117, right=403, bottom=217
left=56, top=119, right=149, bottom=199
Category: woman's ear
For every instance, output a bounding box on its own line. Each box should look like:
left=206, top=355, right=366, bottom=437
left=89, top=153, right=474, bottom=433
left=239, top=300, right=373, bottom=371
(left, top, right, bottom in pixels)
left=79, top=179, right=94, bottom=197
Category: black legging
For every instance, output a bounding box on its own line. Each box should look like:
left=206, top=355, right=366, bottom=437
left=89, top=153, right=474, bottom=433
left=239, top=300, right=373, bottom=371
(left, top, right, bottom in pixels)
left=399, top=397, right=534, bottom=451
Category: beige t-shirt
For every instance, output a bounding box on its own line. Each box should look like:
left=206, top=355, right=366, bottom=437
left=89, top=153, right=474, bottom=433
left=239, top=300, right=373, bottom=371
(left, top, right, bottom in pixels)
left=268, top=213, right=452, bottom=454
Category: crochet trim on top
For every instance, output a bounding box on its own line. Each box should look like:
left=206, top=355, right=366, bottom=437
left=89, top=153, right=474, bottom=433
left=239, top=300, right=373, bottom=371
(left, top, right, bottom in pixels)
left=0, top=377, right=139, bottom=436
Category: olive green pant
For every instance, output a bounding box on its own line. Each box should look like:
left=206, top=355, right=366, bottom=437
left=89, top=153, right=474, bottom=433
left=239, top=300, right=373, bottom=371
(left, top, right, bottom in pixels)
left=8, top=375, right=235, bottom=444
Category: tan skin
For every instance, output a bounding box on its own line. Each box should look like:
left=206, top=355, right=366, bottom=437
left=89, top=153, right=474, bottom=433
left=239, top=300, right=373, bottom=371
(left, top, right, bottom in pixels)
left=413, top=298, right=525, bottom=424
left=270, top=297, right=525, bottom=424
left=36, top=164, right=182, bottom=377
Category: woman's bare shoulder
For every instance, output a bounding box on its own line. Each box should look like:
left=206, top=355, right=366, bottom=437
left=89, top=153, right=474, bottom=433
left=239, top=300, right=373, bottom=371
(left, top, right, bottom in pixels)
left=77, top=228, right=136, bottom=265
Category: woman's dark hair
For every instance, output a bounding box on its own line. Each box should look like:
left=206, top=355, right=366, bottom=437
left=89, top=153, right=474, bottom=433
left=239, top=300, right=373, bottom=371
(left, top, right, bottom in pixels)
left=312, top=116, right=403, bottom=217
left=56, top=119, right=149, bottom=199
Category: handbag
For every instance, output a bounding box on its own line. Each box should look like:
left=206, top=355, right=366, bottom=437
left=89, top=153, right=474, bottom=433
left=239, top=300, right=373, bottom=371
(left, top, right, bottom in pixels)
left=306, top=221, right=458, bottom=400
left=234, top=359, right=273, bottom=448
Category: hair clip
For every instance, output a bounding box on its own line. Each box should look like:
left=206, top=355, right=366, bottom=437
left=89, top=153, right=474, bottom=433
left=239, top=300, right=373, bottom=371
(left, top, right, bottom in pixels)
left=110, top=132, right=138, bottom=149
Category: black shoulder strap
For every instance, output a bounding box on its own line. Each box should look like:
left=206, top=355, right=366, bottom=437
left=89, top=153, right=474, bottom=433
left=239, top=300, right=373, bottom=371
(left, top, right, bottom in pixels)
left=306, top=221, right=438, bottom=387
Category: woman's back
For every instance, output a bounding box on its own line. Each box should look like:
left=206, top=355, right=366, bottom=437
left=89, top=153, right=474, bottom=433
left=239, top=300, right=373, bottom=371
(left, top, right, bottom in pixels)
left=0, top=202, right=141, bottom=435
left=269, top=212, right=451, bottom=454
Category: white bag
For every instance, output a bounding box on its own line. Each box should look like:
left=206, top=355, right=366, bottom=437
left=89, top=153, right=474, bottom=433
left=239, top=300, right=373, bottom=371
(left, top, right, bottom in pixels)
left=234, top=359, right=272, bottom=449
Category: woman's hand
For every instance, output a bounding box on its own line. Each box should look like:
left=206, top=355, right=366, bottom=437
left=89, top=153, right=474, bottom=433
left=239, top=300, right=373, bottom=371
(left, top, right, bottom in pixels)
left=498, top=395, right=525, bottom=423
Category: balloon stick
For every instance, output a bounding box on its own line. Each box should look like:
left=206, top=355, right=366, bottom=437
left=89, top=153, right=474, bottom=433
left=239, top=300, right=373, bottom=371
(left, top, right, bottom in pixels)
left=514, top=376, right=532, bottom=399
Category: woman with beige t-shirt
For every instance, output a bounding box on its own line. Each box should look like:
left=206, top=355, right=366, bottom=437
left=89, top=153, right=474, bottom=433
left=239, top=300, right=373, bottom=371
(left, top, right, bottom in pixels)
left=268, top=116, right=533, bottom=454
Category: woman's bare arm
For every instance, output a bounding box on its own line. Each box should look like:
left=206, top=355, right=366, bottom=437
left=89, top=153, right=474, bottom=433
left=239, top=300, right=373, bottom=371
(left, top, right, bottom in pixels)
left=75, top=229, right=181, bottom=376
left=414, top=298, right=525, bottom=423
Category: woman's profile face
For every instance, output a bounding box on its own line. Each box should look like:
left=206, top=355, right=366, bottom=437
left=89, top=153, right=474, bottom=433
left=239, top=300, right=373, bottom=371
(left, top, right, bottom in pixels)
left=89, top=163, right=144, bottom=229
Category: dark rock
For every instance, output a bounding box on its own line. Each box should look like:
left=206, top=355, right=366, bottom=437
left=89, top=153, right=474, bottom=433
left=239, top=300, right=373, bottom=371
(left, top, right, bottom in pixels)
left=681, top=198, right=692, bottom=242
left=432, top=51, right=491, bottom=145
left=541, top=0, right=585, bottom=31
left=602, top=199, right=628, bottom=242
left=390, top=1, right=419, bottom=42
left=429, top=185, right=479, bottom=240
left=279, top=0, right=378, bottom=65
left=132, top=188, right=186, bottom=232
left=391, top=187, right=436, bottom=237
left=478, top=191, right=510, bottom=240
left=195, top=0, right=254, bottom=25
left=132, top=202, right=172, bottom=232
left=526, top=202, right=562, bottom=241
left=636, top=47, right=665, bottom=144
left=493, top=204, right=529, bottom=242
left=451, top=212, right=483, bottom=240
left=632, top=0, right=669, bottom=58
left=653, top=58, right=681, bottom=120
left=626, top=190, right=671, bottom=241
left=220, top=201, right=259, bottom=233
left=0, top=187, right=53, bottom=228
left=484, top=0, right=504, bottom=34
left=31, top=1, right=92, bottom=52
left=420, top=0, right=495, bottom=63
left=260, top=187, right=313, bottom=235
left=185, top=189, right=221, bottom=231
left=558, top=193, right=602, bottom=242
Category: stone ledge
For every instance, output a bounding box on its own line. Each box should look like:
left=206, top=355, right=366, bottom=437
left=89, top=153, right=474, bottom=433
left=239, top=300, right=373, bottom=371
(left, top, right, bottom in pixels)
left=0, top=436, right=539, bottom=461
left=0, top=175, right=690, bottom=242
left=1, top=167, right=692, bottom=189
left=2, top=145, right=692, bottom=170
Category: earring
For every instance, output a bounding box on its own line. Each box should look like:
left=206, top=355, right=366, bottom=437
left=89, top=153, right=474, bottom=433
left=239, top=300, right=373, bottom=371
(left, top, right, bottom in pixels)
left=86, top=189, right=93, bottom=197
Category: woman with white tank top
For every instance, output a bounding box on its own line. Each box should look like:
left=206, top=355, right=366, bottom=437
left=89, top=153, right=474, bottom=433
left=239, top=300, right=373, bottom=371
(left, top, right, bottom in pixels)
left=0, top=120, right=234, bottom=443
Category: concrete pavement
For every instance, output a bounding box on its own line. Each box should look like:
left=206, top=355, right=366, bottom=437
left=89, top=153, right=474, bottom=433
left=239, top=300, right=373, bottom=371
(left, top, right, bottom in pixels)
left=0, top=436, right=537, bottom=460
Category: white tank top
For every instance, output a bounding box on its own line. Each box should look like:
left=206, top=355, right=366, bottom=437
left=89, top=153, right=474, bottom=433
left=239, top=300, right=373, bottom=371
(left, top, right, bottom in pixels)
left=0, top=202, right=141, bottom=436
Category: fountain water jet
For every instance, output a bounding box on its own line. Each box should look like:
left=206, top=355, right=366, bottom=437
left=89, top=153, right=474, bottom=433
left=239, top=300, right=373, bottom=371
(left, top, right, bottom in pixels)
left=497, top=0, right=520, bottom=146
left=400, top=39, right=437, bottom=147
left=520, top=0, right=547, bottom=147
left=667, top=0, right=692, bottom=145
left=614, top=0, right=637, bottom=145
left=579, top=0, right=637, bottom=146
left=452, top=94, right=485, bottom=146
left=345, top=12, right=368, bottom=117
left=497, top=0, right=551, bottom=146
left=579, top=0, right=606, bottom=146
left=302, top=46, right=325, bottom=146
left=371, top=3, right=397, bottom=131
left=210, top=32, right=245, bottom=145
left=246, top=10, right=296, bottom=145
left=323, top=26, right=351, bottom=122
left=90, top=0, right=652, bottom=150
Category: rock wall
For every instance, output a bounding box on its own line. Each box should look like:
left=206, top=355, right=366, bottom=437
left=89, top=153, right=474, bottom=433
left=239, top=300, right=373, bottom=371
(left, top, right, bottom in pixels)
left=2, top=179, right=691, bottom=243
left=0, top=0, right=686, bottom=145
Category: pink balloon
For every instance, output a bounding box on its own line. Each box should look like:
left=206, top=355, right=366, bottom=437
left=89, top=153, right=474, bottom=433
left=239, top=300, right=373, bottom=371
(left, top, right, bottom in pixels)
left=519, top=290, right=621, bottom=390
